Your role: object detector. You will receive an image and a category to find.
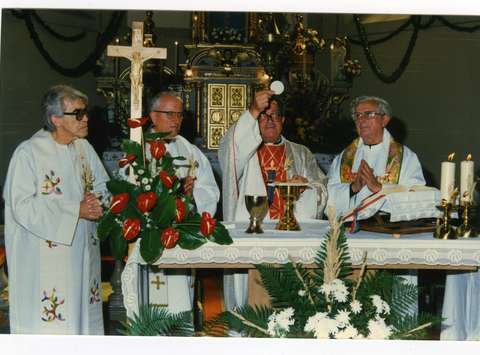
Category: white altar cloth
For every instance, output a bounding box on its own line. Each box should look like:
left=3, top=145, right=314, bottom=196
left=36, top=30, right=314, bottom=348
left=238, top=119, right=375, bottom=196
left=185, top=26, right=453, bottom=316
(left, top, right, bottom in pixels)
left=122, top=220, right=480, bottom=317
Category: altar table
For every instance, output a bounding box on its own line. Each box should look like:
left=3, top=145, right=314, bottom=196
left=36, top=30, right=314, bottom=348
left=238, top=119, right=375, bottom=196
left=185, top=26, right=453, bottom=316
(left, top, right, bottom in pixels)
left=121, top=220, right=480, bottom=317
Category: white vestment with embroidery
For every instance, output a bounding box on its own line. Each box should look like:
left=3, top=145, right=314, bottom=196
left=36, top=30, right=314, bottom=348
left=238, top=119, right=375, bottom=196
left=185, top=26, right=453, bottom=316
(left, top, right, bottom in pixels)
left=3, top=129, right=109, bottom=334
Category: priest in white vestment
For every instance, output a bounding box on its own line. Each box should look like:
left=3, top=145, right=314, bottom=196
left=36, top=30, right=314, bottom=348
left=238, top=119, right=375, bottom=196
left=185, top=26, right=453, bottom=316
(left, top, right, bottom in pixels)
left=218, top=89, right=328, bottom=310
left=327, top=96, right=426, bottom=318
left=326, top=96, right=425, bottom=219
left=3, top=85, right=109, bottom=334
left=143, top=92, right=219, bottom=314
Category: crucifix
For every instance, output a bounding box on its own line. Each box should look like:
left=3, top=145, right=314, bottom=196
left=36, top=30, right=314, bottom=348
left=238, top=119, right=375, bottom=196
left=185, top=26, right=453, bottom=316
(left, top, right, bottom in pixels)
left=107, top=21, right=167, bottom=145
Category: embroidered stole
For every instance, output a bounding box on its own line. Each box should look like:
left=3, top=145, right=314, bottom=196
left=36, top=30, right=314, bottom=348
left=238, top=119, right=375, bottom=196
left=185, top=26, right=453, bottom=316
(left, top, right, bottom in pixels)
left=339, top=137, right=403, bottom=184
left=257, top=144, right=287, bottom=219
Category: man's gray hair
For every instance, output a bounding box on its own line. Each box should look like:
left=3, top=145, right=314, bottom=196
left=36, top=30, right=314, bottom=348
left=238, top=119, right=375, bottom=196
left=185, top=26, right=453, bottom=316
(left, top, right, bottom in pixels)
left=350, top=95, right=392, bottom=118
left=42, top=84, right=88, bottom=132
left=149, top=91, right=183, bottom=112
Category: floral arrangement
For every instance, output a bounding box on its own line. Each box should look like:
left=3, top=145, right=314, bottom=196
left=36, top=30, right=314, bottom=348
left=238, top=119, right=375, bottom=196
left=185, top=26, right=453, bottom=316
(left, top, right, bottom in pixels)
left=343, top=59, right=362, bottom=78
left=204, top=209, right=439, bottom=339
left=209, top=27, right=243, bottom=44
left=97, top=117, right=232, bottom=263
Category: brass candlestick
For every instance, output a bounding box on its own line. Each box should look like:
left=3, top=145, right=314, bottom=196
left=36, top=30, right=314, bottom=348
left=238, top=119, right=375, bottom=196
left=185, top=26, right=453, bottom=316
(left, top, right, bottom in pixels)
left=275, top=182, right=308, bottom=231
left=434, top=200, right=457, bottom=240
left=245, top=195, right=268, bottom=233
left=456, top=201, right=478, bottom=238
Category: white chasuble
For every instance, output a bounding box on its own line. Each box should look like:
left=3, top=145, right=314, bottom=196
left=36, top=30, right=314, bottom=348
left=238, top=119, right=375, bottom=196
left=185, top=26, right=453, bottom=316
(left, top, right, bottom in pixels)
left=144, top=135, right=220, bottom=313
left=218, top=111, right=328, bottom=310
left=3, top=129, right=109, bottom=334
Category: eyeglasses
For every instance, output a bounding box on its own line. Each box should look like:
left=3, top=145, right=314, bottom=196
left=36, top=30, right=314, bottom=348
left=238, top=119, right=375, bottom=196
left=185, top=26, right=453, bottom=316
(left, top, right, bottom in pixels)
left=63, top=108, right=88, bottom=121
left=153, top=110, right=184, bottom=119
left=259, top=112, right=282, bottom=122
left=352, top=111, right=384, bottom=121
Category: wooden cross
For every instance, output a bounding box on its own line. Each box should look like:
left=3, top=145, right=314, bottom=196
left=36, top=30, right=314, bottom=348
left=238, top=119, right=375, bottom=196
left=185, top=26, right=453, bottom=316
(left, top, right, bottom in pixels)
left=150, top=275, right=165, bottom=290
left=107, top=21, right=167, bottom=145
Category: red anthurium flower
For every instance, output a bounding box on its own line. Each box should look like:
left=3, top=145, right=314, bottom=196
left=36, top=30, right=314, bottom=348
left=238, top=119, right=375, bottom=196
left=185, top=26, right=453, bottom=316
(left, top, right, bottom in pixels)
left=150, top=140, right=167, bottom=160
left=160, top=227, right=180, bottom=249
left=159, top=171, right=177, bottom=189
left=127, top=117, right=149, bottom=128
left=110, top=193, right=130, bottom=214
left=136, top=192, right=158, bottom=213
left=200, top=211, right=216, bottom=237
left=118, top=154, right=136, bottom=168
left=175, top=198, right=186, bottom=223
left=122, top=218, right=141, bottom=241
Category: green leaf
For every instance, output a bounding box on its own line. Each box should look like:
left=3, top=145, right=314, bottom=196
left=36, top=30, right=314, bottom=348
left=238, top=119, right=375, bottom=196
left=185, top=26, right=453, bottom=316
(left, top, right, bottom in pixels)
left=109, top=225, right=127, bottom=261
left=106, top=179, right=135, bottom=194
left=177, top=228, right=207, bottom=250
left=140, top=228, right=163, bottom=263
left=209, top=222, right=233, bottom=245
left=97, top=212, right=116, bottom=241
left=150, top=194, right=176, bottom=228
left=144, top=132, right=170, bottom=141
left=121, top=139, right=143, bottom=157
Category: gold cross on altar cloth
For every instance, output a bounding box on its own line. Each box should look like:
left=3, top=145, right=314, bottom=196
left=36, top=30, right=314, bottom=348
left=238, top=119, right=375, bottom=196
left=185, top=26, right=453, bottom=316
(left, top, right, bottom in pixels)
left=150, top=275, right=165, bottom=290
left=107, top=21, right=167, bottom=146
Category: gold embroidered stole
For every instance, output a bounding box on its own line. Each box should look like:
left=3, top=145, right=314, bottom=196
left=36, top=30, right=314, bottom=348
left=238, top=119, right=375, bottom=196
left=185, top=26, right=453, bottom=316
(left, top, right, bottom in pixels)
left=339, top=137, right=403, bottom=184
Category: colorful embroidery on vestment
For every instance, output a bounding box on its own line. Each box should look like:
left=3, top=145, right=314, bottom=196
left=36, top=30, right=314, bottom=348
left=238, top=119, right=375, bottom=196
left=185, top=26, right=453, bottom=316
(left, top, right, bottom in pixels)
left=41, top=170, right=62, bottom=195
left=41, top=288, right=65, bottom=322
left=89, top=279, right=101, bottom=304
left=339, top=138, right=403, bottom=184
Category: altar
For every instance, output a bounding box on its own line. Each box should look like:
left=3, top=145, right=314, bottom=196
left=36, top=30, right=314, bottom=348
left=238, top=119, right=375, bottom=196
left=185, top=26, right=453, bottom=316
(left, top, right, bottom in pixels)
left=121, top=220, right=480, bottom=317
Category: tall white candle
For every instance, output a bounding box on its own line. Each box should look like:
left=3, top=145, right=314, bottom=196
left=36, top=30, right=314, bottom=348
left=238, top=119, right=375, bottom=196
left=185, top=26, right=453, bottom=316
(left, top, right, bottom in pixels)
left=440, top=154, right=455, bottom=202
left=460, top=154, right=474, bottom=203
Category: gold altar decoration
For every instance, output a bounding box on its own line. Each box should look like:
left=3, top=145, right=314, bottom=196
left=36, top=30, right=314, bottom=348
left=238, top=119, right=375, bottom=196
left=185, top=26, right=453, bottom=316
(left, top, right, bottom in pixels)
left=274, top=182, right=310, bottom=231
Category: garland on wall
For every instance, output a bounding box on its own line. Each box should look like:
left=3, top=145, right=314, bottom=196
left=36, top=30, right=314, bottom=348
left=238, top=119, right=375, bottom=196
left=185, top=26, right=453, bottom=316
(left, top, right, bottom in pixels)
left=11, top=9, right=125, bottom=77
left=352, top=15, right=480, bottom=84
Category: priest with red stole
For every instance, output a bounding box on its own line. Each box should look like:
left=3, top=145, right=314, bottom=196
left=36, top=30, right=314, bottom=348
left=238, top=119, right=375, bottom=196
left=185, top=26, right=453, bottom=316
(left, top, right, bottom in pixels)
left=218, top=89, right=328, bottom=311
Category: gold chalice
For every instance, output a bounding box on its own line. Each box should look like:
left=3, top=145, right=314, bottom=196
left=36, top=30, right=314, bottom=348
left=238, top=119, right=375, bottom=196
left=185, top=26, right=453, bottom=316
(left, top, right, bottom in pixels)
left=274, top=182, right=309, bottom=231
left=245, top=195, right=268, bottom=233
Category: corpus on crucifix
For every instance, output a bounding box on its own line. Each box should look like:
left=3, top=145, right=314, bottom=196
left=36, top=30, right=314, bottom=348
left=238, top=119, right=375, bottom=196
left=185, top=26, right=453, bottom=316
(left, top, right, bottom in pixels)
left=107, top=21, right=167, bottom=145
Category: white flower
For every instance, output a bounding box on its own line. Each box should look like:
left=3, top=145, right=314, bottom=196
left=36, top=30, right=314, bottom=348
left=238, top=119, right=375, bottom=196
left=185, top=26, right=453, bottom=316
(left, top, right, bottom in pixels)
left=335, top=310, right=350, bottom=328
left=298, top=290, right=306, bottom=297
left=267, top=308, right=295, bottom=337
left=304, top=312, right=339, bottom=339
left=350, top=300, right=362, bottom=314
left=132, top=162, right=137, bottom=167
left=370, top=295, right=390, bottom=315
left=138, top=169, right=144, bottom=175
left=331, top=279, right=348, bottom=303
left=141, top=177, right=149, bottom=184
left=320, top=279, right=349, bottom=303
left=367, top=318, right=394, bottom=339
left=145, top=185, right=151, bottom=191
left=336, top=324, right=359, bottom=339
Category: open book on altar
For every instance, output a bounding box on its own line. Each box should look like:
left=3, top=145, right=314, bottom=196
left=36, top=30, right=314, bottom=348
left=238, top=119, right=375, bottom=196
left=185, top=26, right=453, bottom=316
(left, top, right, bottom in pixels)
left=342, top=184, right=442, bottom=223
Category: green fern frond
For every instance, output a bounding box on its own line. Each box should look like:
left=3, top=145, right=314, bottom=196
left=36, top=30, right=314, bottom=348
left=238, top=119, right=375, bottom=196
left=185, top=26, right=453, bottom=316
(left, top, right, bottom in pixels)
left=121, top=304, right=194, bottom=336
left=204, top=304, right=273, bottom=337
left=256, top=264, right=304, bottom=308
left=390, top=313, right=441, bottom=340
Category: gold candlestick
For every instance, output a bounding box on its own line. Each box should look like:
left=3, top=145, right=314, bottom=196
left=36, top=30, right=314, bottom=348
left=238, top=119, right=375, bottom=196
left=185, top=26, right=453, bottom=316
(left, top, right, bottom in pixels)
left=456, top=201, right=478, bottom=238
left=434, top=199, right=457, bottom=240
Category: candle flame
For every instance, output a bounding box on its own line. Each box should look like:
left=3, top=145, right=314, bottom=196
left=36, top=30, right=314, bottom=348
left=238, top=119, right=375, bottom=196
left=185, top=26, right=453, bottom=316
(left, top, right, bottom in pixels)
left=448, top=153, right=455, bottom=161
left=467, top=153, right=472, bottom=161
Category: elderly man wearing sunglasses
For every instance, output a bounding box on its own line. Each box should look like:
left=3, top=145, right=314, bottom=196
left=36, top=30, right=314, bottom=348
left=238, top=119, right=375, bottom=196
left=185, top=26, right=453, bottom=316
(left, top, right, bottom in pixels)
left=2, top=84, right=109, bottom=334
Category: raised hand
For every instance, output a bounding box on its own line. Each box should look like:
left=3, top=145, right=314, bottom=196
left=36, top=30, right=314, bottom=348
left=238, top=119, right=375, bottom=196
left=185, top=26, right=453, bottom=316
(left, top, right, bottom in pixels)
left=182, top=175, right=196, bottom=197
left=249, top=90, right=275, bottom=119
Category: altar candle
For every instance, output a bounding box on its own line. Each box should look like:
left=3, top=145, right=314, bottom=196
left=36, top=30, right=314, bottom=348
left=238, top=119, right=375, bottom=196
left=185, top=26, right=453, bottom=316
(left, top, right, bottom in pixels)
left=440, top=153, right=455, bottom=202
left=460, top=154, right=474, bottom=203
left=174, top=41, right=179, bottom=71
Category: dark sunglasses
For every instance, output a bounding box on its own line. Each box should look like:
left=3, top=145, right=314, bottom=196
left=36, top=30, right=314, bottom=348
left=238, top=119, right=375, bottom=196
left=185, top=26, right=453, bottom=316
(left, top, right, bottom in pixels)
left=63, top=108, right=88, bottom=121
